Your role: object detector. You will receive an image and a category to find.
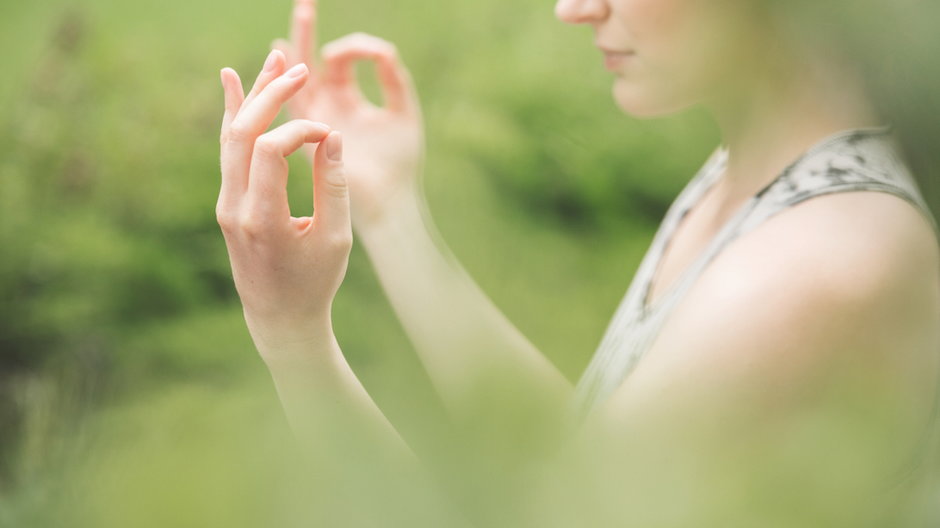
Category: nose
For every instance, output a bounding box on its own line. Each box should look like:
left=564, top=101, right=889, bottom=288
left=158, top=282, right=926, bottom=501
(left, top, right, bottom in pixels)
left=554, top=0, right=609, bottom=24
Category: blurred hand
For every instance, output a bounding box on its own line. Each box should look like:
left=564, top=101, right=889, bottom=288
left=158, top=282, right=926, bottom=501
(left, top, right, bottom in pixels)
left=217, top=51, right=352, bottom=353
left=273, top=0, right=426, bottom=229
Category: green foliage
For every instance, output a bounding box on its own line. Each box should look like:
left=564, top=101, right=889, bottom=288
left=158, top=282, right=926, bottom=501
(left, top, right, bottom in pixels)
left=0, top=0, right=714, bottom=459
left=2, top=0, right=937, bottom=525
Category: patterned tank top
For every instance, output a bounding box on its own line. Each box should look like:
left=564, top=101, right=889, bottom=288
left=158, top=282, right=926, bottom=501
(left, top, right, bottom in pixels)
left=570, top=128, right=940, bottom=479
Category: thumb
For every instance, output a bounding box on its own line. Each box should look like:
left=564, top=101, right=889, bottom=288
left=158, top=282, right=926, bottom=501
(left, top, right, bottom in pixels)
left=312, top=131, right=352, bottom=237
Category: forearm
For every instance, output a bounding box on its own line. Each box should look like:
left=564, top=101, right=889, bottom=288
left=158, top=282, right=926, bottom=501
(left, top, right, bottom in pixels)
left=356, top=187, right=572, bottom=412
left=251, top=316, right=412, bottom=458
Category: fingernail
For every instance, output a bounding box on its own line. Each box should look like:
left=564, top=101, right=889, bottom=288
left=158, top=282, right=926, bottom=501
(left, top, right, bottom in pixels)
left=326, top=132, right=342, bottom=161
left=262, top=50, right=278, bottom=72
left=287, top=63, right=308, bottom=78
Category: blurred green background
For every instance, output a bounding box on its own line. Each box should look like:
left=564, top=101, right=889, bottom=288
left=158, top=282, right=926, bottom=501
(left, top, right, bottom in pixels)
left=3, top=0, right=938, bottom=526
left=0, top=0, right=716, bottom=524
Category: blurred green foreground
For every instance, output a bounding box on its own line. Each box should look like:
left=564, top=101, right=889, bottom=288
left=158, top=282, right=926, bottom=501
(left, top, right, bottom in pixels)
left=1, top=0, right=938, bottom=526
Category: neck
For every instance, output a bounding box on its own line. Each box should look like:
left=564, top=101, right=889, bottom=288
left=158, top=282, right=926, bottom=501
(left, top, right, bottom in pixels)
left=702, top=50, right=883, bottom=203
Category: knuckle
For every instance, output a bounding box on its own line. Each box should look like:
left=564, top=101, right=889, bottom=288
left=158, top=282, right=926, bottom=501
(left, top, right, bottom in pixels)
left=226, top=122, right=253, bottom=144
left=321, top=45, right=340, bottom=60
left=253, top=134, right=281, bottom=158
left=215, top=208, right=236, bottom=231
left=322, top=36, right=347, bottom=55
left=323, top=178, right=349, bottom=199
left=238, top=212, right=265, bottom=236
left=381, top=41, right=398, bottom=56
left=329, top=231, right=354, bottom=251
left=361, top=34, right=395, bottom=53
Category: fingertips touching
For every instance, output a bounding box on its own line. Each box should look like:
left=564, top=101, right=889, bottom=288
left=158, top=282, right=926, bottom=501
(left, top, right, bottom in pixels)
left=243, top=120, right=331, bottom=222
left=324, top=130, right=343, bottom=163
left=321, top=45, right=406, bottom=109
left=314, top=131, right=348, bottom=199
left=373, top=51, right=416, bottom=114
left=312, top=130, right=352, bottom=237
left=256, top=119, right=331, bottom=162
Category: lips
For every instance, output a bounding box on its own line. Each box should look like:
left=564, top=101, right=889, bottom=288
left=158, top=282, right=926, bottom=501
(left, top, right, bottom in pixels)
left=596, top=43, right=635, bottom=55
left=595, top=40, right=636, bottom=72
left=599, top=47, right=636, bottom=71
left=600, top=48, right=634, bottom=56
left=602, top=50, right=635, bottom=60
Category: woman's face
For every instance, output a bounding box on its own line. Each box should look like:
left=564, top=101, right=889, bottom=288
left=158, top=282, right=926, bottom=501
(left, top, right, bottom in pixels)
left=554, top=0, right=772, bottom=117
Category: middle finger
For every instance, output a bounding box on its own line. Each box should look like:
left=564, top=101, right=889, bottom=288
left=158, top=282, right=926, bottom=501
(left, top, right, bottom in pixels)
left=291, top=0, right=318, bottom=77
left=242, top=49, right=288, bottom=111
left=222, top=64, right=311, bottom=198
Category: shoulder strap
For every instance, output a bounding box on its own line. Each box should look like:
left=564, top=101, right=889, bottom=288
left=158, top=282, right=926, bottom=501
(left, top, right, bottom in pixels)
left=570, top=146, right=730, bottom=420
left=739, top=130, right=938, bottom=238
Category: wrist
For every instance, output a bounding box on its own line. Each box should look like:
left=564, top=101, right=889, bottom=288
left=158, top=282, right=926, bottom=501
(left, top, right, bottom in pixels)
left=244, top=311, right=335, bottom=364
left=355, top=183, right=430, bottom=248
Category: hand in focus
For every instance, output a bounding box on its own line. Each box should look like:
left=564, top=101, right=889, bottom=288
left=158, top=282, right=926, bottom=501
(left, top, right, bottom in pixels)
left=217, top=51, right=352, bottom=355
left=273, top=0, right=426, bottom=229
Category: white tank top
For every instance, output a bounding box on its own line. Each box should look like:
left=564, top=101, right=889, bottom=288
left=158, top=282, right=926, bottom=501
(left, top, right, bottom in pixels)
left=569, top=127, right=940, bottom=485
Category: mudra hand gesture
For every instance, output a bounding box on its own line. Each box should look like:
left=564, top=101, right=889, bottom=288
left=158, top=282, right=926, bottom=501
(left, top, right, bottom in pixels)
left=272, top=0, right=425, bottom=229
left=217, top=54, right=352, bottom=358
left=215, top=0, right=567, bottom=454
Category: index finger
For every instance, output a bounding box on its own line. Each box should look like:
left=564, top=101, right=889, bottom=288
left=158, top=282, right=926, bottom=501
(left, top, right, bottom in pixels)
left=245, top=119, right=331, bottom=227
left=291, top=0, right=318, bottom=76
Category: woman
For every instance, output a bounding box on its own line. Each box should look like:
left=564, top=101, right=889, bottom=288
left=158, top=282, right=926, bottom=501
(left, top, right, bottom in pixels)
left=216, top=0, right=940, bottom=509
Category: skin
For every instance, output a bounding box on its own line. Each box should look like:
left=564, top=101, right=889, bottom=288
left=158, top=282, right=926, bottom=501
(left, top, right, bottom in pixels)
left=217, top=55, right=350, bottom=355
left=217, top=53, right=409, bottom=454
left=218, top=0, right=940, bottom=476
left=556, top=0, right=940, bottom=467
left=270, top=3, right=425, bottom=230
left=263, top=0, right=572, bottom=418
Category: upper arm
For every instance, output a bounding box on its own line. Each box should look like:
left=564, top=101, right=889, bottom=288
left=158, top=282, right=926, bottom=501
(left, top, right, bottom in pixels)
left=596, top=192, right=940, bottom=456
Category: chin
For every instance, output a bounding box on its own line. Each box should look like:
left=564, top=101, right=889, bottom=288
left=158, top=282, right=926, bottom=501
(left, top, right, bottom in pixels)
left=611, top=78, right=692, bottom=119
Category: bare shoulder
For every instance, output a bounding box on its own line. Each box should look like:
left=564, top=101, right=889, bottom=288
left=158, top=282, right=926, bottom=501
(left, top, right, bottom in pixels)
left=632, top=190, right=940, bottom=400
left=673, top=191, right=939, bottom=350
left=698, top=191, right=939, bottom=319
left=599, top=192, right=940, bottom=487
